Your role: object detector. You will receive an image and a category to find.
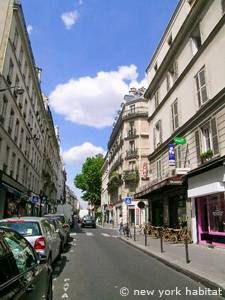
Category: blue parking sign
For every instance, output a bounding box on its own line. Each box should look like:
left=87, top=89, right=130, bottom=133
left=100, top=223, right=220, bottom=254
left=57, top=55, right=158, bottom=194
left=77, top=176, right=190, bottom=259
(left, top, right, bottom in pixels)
left=124, top=197, right=132, bottom=205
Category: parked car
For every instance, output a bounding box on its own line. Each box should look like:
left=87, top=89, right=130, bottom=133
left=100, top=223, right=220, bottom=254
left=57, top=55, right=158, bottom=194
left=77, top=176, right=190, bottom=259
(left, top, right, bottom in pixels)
left=44, top=214, right=67, bottom=251
left=48, top=214, right=70, bottom=244
left=0, top=226, right=52, bottom=299
left=81, top=215, right=96, bottom=228
left=0, top=217, right=61, bottom=265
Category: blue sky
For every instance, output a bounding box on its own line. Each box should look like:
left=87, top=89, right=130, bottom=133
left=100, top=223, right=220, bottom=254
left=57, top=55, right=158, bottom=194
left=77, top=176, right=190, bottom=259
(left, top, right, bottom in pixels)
left=21, top=0, right=179, bottom=207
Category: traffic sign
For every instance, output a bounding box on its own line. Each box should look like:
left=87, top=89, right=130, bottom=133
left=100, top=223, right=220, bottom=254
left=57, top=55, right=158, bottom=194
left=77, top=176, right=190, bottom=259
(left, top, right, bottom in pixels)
left=174, top=137, right=186, bottom=145
left=124, top=196, right=132, bottom=205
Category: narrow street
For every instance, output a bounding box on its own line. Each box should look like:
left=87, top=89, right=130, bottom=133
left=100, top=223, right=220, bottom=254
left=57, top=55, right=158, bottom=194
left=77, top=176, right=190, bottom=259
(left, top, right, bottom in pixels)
left=52, top=227, right=223, bottom=300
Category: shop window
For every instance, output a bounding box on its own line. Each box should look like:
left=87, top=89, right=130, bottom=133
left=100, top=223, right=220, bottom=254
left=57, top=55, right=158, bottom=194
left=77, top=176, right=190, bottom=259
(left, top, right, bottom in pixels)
left=208, top=194, right=225, bottom=233
left=195, top=66, right=208, bottom=106
left=171, top=99, right=179, bottom=132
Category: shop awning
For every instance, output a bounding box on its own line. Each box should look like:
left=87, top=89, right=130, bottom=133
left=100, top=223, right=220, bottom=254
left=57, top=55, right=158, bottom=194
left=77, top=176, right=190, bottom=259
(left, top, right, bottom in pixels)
left=134, top=175, right=184, bottom=199
left=1, top=183, right=21, bottom=197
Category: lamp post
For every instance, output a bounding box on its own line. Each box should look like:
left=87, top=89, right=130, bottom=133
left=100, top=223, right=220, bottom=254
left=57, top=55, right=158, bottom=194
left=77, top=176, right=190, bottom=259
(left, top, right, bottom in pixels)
left=0, top=85, right=24, bottom=95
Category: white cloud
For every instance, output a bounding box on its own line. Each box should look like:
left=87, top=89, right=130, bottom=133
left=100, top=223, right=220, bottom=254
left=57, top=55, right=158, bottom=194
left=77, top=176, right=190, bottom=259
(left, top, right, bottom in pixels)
left=78, top=0, right=83, bottom=5
left=61, top=10, right=79, bottom=30
left=27, top=25, right=33, bottom=34
left=62, top=142, right=105, bottom=164
left=49, top=65, right=147, bottom=128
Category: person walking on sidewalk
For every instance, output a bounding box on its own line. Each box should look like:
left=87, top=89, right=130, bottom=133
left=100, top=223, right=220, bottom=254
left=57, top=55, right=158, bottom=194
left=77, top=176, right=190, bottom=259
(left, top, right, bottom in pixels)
left=118, top=214, right=123, bottom=236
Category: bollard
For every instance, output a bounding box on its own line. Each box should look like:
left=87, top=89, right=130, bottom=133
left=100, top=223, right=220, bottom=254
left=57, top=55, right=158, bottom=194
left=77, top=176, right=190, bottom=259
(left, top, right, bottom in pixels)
left=160, top=228, right=164, bottom=253
left=144, top=232, right=147, bottom=246
left=134, top=226, right=136, bottom=241
left=184, top=236, right=190, bottom=263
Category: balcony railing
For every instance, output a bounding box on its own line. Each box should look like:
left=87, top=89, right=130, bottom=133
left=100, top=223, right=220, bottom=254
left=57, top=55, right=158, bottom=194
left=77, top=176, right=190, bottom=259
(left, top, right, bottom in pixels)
left=123, top=107, right=148, bottom=119
left=126, top=148, right=138, bottom=159
left=125, top=129, right=137, bottom=140
left=123, top=169, right=139, bottom=183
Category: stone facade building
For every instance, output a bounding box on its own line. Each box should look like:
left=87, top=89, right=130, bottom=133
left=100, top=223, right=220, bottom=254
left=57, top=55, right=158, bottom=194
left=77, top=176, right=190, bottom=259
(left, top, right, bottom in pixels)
left=0, top=0, right=66, bottom=218
left=135, top=0, right=225, bottom=247
left=102, top=88, right=150, bottom=225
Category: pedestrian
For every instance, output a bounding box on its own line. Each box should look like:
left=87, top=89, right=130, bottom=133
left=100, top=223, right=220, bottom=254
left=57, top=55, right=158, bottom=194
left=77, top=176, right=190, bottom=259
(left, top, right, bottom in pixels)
left=118, top=214, right=123, bottom=236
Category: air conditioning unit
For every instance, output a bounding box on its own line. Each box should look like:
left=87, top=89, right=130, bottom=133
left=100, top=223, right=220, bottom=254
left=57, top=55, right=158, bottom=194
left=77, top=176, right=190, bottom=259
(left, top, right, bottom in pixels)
left=175, top=168, right=191, bottom=175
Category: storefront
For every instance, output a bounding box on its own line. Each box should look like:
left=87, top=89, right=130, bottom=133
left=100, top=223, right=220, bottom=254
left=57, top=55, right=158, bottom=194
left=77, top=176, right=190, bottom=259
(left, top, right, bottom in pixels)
left=188, top=156, right=225, bottom=247
left=0, top=171, right=28, bottom=219
left=135, top=175, right=187, bottom=229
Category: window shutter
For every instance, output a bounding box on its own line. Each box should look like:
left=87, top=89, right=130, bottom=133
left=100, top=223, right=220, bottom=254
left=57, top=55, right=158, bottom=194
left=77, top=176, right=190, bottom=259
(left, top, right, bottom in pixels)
left=195, top=130, right=201, bottom=165
left=153, top=127, right=156, bottom=150
left=173, top=61, right=178, bottom=80
left=171, top=104, right=174, bottom=132
left=211, top=118, right=219, bottom=155
left=159, top=120, right=162, bottom=143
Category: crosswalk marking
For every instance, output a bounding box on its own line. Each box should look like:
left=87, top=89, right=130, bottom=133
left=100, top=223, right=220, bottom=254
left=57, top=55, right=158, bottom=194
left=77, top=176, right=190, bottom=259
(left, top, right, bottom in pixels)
left=86, top=232, right=94, bottom=236
left=101, top=233, right=110, bottom=237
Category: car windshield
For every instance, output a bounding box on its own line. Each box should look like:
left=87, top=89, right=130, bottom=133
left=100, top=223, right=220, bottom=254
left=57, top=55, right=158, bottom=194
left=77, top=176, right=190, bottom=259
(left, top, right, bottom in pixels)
left=0, top=221, right=41, bottom=237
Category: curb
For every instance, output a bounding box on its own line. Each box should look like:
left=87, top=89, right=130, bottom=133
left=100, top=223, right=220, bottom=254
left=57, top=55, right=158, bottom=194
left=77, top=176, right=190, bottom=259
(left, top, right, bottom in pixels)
left=119, top=237, right=225, bottom=298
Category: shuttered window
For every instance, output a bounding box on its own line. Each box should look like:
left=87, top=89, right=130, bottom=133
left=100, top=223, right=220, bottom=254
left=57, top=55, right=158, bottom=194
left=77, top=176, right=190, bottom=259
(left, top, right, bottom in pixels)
left=211, top=118, right=219, bottom=155
left=195, top=67, right=208, bottom=106
left=157, top=160, right=162, bottom=179
left=171, top=99, right=179, bottom=131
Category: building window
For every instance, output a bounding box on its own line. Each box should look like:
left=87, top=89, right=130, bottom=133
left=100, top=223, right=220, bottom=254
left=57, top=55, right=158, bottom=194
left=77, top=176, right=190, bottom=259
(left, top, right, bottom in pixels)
left=167, top=34, right=173, bottom=46
left=13, top=29, right=19, bottom=50
left=171, top=99, right=179, bottom=131
left=129, top=140, right=135, bottom=151
left=0, top=96, right=8, bottom=125
left=221, top=0, right=225, bottom=14
left=195, top=67, right=208, bottom=106
left=8, top=109, right=15, bottom=135
left=154, top=62, right=158, bottom=72
left=195, top=118, right=219, bottom=164
left=18, top=46, right=23, bottom=66
left=153, top=120, right=162, bottom=149
left=154, top=90, right=159, bottom=109
left=129, top=104, right=135, bottom=114
left=5, top=146, right=10, bottom=172
left=14, top=119, right=19, bottom=143
left=166, top=73, right=171, bottom=92
left=7, top=59, right=14, bottom=85
left=23, top=61, right=28, bottom=81
left=156, top=160, right=162, bottom=179
left=191, top=25, right=202, bottom=55
left=19, top=128, right=24, bottom=150
left=16, top=158, right=20, bottom=181
left=129, top=161, right=136, bottom=170
left=10, top=152, right=16, bottom=177
left=23, top=99, right=27, bottom=118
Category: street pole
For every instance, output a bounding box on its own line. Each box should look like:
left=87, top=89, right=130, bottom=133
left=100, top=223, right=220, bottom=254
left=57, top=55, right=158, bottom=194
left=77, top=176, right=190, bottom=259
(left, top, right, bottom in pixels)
left=184, top=235, right=190, bottom=263
left=160, top=228, right=164, bottom=253
left=145, top=231, right=147, bottom=246
left=133, top=226, right=136, bottom=241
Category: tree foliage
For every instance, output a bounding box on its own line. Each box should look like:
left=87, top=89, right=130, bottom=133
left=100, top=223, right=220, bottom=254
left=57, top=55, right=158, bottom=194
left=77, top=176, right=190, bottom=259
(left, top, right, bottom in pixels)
left=74, top=154, right=104, bottom=206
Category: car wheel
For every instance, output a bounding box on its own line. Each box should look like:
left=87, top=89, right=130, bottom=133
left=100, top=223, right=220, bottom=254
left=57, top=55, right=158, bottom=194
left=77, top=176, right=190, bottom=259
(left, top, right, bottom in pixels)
left=46, top=276, right=53, bottom=300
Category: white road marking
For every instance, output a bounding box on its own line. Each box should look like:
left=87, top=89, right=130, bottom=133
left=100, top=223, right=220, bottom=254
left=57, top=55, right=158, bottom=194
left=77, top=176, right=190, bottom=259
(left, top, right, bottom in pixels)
left=62, top=293, right=68, bottom=299
left=70, top=233, right=77, bottom=236
left=64, top=283, right=69, bottom=292
left=112, top=235, right=118, bottom=238
left=101, top=233, right=110, bottom=237
left=64, top=278, right=70, bottom=282
left=86, top=232, right=94, bottom=236
left=70, top=249, right=74, bottom=253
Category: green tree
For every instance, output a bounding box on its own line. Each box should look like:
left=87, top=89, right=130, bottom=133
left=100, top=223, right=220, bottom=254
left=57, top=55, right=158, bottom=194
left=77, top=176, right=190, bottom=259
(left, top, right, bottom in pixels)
left=74, top=154, right=104, bottom=206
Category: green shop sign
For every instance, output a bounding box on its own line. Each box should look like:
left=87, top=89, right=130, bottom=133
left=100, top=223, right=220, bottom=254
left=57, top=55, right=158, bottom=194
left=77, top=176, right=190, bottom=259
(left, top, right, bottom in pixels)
left=174, top=137, right=186, bottom=145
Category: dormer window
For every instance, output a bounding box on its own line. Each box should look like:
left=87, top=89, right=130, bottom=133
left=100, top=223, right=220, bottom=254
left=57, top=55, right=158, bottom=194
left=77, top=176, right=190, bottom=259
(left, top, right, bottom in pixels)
left=154, top=62, right=158, bottom=72
left=167, top=34, right=173, bottom=46
left=191, top=25, right=202, bottom=55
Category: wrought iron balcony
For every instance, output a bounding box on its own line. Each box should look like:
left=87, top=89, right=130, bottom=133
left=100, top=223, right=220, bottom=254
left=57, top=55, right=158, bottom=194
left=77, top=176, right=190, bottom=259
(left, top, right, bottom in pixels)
left=125, top=129, right=137, bottom=140
left=126, top=148, right=138, bottom=159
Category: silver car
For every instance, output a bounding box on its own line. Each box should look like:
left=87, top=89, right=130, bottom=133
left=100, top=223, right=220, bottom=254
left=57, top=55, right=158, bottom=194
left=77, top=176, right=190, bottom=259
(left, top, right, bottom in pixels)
left=0, top=216, right=61, bottom=265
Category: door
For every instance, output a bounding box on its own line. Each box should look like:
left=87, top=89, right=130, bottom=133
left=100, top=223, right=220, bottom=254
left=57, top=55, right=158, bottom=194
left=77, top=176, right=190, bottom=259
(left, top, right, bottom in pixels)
left=197, top=197, right=209, bottom=243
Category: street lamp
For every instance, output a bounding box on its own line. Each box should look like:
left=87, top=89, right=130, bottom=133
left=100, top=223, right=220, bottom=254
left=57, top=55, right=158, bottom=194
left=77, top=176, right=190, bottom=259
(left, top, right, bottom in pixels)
left=0, top=85, right=25, bottom=96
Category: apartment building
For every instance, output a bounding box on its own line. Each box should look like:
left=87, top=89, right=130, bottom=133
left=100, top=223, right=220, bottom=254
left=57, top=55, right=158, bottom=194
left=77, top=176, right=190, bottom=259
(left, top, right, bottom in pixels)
left=135, top=0, right=225, bottom=247
left=0, top=0, right=65, bottom=218
left=103, top=87, right=150, bottom=225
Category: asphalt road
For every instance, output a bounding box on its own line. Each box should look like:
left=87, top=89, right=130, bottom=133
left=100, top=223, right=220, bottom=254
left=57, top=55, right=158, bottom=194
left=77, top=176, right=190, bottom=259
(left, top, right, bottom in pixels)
left=52, top=227, right=223, bottom=300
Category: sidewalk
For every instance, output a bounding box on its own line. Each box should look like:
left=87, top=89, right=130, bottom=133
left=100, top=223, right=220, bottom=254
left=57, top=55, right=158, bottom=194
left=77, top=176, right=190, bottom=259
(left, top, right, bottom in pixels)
left=119, top=231, right=225, bottom=295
